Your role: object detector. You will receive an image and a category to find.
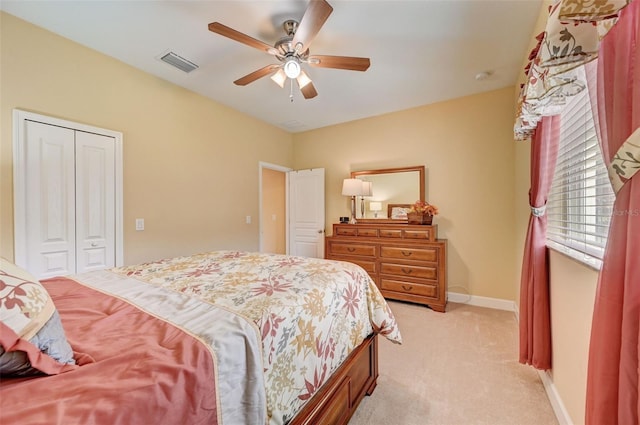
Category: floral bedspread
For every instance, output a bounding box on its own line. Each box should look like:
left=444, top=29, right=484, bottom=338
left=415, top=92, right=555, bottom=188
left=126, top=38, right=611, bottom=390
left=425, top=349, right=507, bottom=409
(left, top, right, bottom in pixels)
left=112, top=251, right=401, bottom=424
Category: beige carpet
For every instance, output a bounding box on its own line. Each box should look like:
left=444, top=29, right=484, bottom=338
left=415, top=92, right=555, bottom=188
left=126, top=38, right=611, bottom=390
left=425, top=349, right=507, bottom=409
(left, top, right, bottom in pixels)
left=349, top=301, right=559, bottom=425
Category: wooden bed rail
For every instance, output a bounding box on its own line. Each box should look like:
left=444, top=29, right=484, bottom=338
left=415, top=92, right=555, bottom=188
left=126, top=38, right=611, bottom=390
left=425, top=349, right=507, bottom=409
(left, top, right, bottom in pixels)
left=290, top=333, right=379, bottom=425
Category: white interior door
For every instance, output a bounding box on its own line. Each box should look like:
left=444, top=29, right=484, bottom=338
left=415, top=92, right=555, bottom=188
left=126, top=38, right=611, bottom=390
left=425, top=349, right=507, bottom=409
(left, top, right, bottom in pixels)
left=75, top=131, right=116, bottom=273
left=24, top=121, right=77, bottom=277
left=288, top=168, right=325, bottom=258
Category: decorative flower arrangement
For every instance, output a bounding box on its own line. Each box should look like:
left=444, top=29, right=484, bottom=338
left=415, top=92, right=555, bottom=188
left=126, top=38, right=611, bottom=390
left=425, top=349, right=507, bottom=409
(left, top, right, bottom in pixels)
left=409, top=200, right=439, bottom=216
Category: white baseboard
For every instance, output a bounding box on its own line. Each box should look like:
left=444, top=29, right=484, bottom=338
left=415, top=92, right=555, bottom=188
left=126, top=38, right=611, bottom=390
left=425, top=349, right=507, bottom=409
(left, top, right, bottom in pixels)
left=537, top=370, right=573, bottom=425
left=447, top=291, right=517, bottom=312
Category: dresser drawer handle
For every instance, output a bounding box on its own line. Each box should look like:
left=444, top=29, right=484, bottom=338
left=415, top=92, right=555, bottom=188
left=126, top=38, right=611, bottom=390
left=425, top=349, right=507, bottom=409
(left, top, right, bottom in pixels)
left=402, top=285, right=413, bottom=291
left=401, top=251, right=412, bottom=257
left=401, top=268, right=413, bottom=275
left=347, top=247, right=356, bottom=252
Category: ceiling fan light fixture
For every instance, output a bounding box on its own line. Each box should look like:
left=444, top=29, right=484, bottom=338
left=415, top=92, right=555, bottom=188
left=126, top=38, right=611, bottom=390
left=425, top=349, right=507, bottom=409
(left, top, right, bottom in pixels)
left=297, top=71, right=312, bottom=88
left=284, top=58, right=301, bottom=79
left=270, top=69, right=287, bottom=88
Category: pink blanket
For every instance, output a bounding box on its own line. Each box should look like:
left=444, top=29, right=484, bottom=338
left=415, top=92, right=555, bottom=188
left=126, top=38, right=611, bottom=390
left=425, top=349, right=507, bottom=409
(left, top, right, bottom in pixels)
left=0, top=277, right=218, bottom=425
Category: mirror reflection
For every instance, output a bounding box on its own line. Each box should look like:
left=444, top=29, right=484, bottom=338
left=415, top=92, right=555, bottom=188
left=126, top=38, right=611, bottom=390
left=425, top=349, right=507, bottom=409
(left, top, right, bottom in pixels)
left=351, top=166, right=425, bottom=219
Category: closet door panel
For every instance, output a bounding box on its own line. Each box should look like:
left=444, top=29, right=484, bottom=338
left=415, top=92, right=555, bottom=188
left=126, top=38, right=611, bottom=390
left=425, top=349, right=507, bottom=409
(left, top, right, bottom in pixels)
left=75, top=131, right=116, bottom=273
left=25, top=120, right=76, bottom=278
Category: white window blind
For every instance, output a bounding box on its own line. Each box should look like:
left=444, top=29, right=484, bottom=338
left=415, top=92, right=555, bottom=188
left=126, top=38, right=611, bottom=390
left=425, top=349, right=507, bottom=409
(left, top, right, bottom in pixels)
left=546, top=69, right=615, bottom=267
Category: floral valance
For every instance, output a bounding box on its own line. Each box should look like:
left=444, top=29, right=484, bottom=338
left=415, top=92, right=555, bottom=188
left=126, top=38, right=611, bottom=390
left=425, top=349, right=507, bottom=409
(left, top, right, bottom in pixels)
left=514, top=0, right=633, bottom=141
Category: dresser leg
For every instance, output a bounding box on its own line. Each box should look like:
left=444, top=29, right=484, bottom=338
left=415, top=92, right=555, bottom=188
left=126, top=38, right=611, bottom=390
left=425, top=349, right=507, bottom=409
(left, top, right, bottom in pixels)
left=429, top=304, right=446, bottom=313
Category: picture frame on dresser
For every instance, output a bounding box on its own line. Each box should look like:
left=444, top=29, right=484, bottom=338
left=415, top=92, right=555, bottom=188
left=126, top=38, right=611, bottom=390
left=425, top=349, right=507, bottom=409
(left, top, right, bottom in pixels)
left=387, top=204, right=412, bottom=220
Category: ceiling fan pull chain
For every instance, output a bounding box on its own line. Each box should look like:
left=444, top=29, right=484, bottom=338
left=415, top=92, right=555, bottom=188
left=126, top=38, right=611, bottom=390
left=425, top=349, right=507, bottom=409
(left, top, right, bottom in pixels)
left=290, top=78, right=294, bottom=103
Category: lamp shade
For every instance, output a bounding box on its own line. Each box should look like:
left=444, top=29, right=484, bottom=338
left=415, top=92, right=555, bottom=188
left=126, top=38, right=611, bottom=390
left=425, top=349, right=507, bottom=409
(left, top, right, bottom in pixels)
left=361, top=181, right=373, bottom=197
left=342, top=178, right=363, bottom=196
left=369, top=201, right=382, bottom=212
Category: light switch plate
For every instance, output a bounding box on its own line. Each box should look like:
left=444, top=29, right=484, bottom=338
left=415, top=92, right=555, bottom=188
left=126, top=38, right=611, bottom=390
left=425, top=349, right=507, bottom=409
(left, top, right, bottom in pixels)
left=135, top=218, right=144, bottom=231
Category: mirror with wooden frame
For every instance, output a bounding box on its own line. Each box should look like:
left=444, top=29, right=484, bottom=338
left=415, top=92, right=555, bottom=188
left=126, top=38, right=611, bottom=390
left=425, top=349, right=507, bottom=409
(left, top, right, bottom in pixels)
left=351, top=165, right=425, bottom=223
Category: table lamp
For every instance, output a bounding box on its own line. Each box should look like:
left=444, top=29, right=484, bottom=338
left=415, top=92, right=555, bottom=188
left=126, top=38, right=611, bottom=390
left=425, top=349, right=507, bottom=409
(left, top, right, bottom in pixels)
left=342, top=178, right=363, bottom=224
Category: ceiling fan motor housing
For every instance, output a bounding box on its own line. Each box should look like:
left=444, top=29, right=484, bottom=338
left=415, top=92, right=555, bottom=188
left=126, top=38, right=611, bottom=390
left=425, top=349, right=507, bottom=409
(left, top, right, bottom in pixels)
left=282, top=20, right=298, bottom=36
left=274, top=21, right=309, bottom=61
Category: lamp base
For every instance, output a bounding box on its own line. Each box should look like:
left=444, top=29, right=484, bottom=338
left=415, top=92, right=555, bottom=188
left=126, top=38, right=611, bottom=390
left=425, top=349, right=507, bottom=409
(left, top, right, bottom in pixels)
left=350, top=196, right=358, bottom=224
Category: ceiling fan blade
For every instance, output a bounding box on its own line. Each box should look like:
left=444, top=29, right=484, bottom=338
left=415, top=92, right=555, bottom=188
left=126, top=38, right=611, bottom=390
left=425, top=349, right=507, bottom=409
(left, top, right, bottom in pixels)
left=234, top=64, right=281, bottom=86
left=300, top=82, right=318, bottom=99
left=308, top=55, right=370, bottom=71
left=299, top=81, right=318, bottom=99
left=291, top=0, right=333, bottom=53
left=209, top=22, right=277, bottom=55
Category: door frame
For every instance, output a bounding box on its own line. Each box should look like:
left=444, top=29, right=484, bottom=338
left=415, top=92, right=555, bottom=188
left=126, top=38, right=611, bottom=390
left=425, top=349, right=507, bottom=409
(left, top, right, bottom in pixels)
left=13, top=109, right=124, bottom=269
left=258, top=161, right=291, bottom=254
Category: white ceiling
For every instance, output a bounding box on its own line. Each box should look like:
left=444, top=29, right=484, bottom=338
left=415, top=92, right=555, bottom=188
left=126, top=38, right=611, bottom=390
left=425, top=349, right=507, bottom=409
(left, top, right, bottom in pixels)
left=1, top=0, right=541, bottom=133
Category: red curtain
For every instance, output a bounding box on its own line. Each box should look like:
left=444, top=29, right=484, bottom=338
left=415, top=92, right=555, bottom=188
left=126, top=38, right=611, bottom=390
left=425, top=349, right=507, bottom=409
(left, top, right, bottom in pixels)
left=585, top=1, right=640, bottom=423
left=519, top=115, right=561, bottom=370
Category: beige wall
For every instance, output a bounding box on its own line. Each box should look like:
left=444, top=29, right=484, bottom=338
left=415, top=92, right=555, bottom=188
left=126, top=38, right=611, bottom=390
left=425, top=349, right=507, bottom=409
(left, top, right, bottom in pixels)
left=549, top=251, right=598, bottom=424
left=293, top=87, right=517, bottom=301
left=0, top=12, right=293, bottom=265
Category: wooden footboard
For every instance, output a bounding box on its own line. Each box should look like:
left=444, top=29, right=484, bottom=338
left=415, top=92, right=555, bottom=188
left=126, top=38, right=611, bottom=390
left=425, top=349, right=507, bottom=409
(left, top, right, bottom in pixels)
left=290, top=333, right=379, bottom=425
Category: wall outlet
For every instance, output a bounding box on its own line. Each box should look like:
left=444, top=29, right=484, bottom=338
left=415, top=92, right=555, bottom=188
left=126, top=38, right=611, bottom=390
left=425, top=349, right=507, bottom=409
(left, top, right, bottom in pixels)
left=246, top=215, right=251, bottom=224
left=135, top=218, right=144, bottom=231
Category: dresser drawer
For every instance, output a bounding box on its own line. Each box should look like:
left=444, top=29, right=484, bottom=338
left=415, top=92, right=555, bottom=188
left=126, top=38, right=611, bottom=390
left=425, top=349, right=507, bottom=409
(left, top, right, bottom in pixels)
left=380, top=262, right=438, bottom=280
left=334, top=226, right=358, bottom=236
left=379, top=228, right=402, bottom=238
left=357, top=228, right=378, bottom=237
left=403, top=228, right=435, bottom=241
left=330, top=257, right=377, bottom=275
left=328, top=242, right=377, bottom=258
left=380, top=246, right=439, bottom=262
left=380, top=278, right=437, bottom=298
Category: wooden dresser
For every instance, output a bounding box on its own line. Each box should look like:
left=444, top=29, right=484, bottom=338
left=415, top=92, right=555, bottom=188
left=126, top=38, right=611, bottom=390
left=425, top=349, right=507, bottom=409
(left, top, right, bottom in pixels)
left=325, top=222, right=447, bottom=312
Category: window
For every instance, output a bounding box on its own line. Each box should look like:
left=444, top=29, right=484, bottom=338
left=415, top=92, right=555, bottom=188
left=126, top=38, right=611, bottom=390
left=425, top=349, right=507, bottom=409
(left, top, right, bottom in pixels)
left=546, top=68, right=615, bottom=268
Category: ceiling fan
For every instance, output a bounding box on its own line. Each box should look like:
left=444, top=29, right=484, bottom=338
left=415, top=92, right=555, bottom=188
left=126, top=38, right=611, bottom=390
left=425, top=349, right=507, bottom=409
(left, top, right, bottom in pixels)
left=208, top=0, right=370, bottom=100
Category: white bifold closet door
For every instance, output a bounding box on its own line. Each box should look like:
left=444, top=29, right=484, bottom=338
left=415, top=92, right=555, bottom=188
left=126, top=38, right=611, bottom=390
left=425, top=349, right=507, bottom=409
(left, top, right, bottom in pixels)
left=24, top=120, right=116, bottom=278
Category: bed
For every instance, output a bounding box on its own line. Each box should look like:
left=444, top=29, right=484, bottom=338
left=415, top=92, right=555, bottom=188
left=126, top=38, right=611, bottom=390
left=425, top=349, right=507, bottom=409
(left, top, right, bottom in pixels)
left=0, top=251, right=401, bottom=424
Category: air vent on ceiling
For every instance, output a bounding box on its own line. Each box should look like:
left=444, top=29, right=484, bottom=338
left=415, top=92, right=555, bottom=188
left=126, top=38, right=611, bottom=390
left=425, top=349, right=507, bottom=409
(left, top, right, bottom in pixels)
left=160, top=52, right=199, bottom=73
